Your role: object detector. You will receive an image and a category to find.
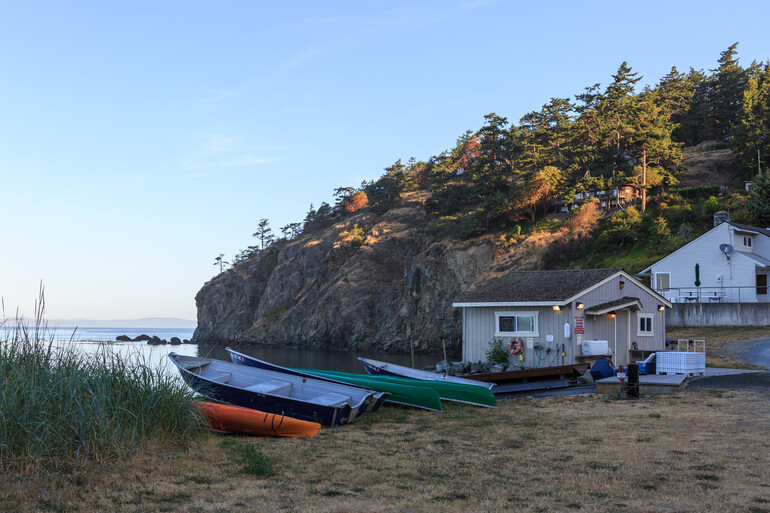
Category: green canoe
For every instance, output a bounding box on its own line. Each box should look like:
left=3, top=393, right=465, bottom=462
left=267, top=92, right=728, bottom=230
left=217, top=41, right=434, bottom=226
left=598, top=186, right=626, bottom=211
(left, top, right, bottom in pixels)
left=309, top=369, right=497, bottom=408
left=298, top=368, right=443, bottom=412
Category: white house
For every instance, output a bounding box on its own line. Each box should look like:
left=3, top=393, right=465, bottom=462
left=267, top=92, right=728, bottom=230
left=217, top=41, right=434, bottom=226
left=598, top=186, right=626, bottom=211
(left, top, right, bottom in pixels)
left=452, top=269, right=670, bottom=367
left=639, top=217, right=770, bottom=304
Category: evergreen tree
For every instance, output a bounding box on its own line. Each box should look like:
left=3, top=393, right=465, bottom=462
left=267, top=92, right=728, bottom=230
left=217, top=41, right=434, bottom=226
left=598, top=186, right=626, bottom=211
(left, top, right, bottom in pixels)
left=710, top=43, right=748, bottom=139
left=747, top=168, right=770, bottom=224
left=253, top=218, right=275, bottom=250
left=732, top=63, right=770, bottom=176
left=213, top=254, right=229, bottom=274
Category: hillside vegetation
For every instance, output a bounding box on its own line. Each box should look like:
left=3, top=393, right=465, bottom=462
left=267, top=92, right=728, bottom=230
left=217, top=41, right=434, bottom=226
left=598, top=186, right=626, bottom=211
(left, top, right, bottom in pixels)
left=225, top=43, right=770, bottom=276
left=196, top=44, right=770, bottom=351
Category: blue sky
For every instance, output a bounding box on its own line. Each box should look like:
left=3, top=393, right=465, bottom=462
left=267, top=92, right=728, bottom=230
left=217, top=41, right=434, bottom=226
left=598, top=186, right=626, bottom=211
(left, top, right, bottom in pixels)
left=1, top=1, right=768, bottom=322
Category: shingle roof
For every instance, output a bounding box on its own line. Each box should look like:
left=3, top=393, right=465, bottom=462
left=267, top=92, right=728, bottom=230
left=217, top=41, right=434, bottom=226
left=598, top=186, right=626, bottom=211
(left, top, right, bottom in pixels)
left=584, top=296, right=642, bottom=315
left=454, top=268, right=622, bottom=304
left=728, top=221, right=770, bottom=237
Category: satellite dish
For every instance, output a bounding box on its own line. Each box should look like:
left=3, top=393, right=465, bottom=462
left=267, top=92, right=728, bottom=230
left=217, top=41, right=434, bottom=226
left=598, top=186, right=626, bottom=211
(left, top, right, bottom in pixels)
left=719, top=244, right=733, bottom=260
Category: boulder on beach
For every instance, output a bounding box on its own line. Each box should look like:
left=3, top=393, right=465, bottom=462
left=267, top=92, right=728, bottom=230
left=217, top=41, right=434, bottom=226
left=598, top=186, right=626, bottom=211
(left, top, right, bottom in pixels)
left=115, top=335, right=132, bottom=342
left=134, top=334, right=152, bottom=342
left=169, top=337, right=182, bottom=345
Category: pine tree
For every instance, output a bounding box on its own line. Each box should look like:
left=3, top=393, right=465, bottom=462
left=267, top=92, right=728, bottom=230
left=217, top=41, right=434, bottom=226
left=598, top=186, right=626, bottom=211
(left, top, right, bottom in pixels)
left=732, top=63, right=770, bottom=176
left=710, top=43, right=748, bottom=139
left=252, top=218, right=275, bottom=250
left=747, top=168, right=770, bottom=224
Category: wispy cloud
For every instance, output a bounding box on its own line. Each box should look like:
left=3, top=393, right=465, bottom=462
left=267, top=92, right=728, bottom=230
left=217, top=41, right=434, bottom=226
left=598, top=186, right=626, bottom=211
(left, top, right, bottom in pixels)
left=183, top=134, right=279, bottom=174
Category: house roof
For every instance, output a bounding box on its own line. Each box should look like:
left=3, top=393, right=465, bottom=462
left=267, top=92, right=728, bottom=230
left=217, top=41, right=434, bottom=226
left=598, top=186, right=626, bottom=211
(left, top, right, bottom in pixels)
left=728, top=221, right=770, bottom=237
left=584, top=297, right=643, bottom=315
left=736, top=251, right=770, bottom=267
left=453, top=268, right=621, bottom=305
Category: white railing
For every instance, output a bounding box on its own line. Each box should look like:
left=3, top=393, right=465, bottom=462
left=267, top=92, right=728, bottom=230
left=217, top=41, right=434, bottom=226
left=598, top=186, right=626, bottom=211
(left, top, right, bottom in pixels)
left=654, top=286, right=767, bottom=304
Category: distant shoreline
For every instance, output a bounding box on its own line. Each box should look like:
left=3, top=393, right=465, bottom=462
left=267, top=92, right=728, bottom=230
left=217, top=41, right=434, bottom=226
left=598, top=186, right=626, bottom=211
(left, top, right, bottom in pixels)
left=6, top=317, right=197, bottom=329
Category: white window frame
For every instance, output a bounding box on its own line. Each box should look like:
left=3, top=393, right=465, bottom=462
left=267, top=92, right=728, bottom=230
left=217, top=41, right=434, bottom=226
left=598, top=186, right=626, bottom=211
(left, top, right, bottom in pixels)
left=637, top=313, right=654, bottom=337
left=655, top=272, right=671, bottom=291
left=743, top=236, right=753, bottom=248
left=495, top=311, right=539, bottom=337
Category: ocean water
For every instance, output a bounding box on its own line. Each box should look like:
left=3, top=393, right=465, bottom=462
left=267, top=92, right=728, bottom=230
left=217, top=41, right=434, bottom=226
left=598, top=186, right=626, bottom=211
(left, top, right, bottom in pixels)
left=1, top=324, right=446, bottom=375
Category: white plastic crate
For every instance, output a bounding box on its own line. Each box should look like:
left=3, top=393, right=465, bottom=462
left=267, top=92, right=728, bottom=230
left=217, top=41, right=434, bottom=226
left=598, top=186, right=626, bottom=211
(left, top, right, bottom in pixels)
left=655, top=351, right=705, bottom=376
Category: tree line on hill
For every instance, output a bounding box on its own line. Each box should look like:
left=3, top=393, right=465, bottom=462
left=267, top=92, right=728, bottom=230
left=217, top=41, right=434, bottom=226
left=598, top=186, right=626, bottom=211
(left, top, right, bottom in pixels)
left=216, top=43, right=770, bottom=275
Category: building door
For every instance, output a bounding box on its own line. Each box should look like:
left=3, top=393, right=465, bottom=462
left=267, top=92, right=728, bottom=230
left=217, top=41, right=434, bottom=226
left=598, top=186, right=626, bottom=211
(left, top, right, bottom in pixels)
left=757, top=273, right=768, bottom=301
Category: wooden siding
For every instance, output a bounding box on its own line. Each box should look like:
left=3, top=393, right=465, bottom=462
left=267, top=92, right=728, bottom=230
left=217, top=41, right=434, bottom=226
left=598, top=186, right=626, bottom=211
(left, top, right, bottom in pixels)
left=461, top=273, right=666, bottom=367
left=462, top=305, right=577, bottom=366
left=575, top=274, right=666, bottom=365
left=649, top=223, right=770, bottom=303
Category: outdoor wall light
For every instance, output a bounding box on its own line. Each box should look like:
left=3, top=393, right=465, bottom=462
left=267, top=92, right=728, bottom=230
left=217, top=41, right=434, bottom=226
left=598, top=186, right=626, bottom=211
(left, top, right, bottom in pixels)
left=553, top=305, right=561, bottom=311
left=608, top=312, right=616, bottom=319
left=619, top=280, right=625, bottom=289
left=576, top=302, right=584, bottom=309
left=658, top=304, right=665, bottom=311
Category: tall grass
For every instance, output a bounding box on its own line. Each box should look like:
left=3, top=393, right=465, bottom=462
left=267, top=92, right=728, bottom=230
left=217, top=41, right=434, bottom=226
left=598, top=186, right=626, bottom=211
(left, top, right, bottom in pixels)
left=0, top=293, right=203, bottom=471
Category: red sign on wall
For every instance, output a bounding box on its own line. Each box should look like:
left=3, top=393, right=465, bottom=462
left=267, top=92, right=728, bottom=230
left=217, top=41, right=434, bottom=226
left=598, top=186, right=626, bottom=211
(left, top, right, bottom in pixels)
left=574, top=316, right=585, bottom=335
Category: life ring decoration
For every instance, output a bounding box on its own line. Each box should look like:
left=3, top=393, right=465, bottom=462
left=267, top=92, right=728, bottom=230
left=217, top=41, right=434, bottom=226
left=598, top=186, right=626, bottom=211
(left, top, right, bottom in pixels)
left=508, top=338, right=523, bottom=355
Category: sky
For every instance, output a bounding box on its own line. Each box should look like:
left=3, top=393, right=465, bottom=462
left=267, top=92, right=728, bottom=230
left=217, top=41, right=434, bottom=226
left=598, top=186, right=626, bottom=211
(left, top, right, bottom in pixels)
left=1, top=0, right=769, bottom=323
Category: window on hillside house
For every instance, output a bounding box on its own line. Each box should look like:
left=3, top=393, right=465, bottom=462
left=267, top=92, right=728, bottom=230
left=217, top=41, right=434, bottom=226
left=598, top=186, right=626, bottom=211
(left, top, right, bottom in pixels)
left=495, top=312, right=538, bottom=337
left=743, top=236, right=753, bottom=248
left=655, top=273, right=670, bottom=292
left=637, top=314, right=653, bottom=336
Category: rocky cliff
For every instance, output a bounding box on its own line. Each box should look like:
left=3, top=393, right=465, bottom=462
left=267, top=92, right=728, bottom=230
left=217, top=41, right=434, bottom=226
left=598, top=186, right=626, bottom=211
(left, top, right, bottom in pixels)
left=193, top=199, right=565, bottom=354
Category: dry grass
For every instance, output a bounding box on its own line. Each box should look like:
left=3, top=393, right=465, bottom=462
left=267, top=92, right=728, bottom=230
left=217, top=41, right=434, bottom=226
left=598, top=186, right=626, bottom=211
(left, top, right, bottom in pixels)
left=4, top=388, right=770, bottom=513
left=667, top=325, right=770, bottom=369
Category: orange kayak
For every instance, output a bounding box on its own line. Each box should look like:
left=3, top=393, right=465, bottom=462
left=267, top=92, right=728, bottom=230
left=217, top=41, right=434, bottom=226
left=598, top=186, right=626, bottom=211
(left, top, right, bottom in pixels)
left=196, top=401, right=321, bottom=438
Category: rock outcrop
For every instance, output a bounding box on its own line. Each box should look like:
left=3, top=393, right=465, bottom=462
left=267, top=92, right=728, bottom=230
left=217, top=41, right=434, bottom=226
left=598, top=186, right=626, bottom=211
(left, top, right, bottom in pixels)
left=194, top=202, right=513, bottom=354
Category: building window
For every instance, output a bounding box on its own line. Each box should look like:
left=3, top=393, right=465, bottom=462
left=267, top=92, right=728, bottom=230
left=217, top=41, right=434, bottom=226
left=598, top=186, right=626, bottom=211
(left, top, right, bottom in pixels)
left=495, top=311, right=538, bottom=337
left=637, top=314, right=653, bottom=336
left=655, top=273, right=670, bottom=291
left=743, top=236, right=753, bottom=248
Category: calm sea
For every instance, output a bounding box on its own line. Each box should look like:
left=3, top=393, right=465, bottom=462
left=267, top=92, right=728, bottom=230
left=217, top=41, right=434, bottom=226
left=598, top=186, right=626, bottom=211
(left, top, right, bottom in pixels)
left=3, top=325, right=446, bottom=375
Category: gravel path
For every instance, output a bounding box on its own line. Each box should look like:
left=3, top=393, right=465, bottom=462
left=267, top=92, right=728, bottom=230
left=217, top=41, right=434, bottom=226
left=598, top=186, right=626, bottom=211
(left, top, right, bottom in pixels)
left=688, top=371, right=770, bottom=390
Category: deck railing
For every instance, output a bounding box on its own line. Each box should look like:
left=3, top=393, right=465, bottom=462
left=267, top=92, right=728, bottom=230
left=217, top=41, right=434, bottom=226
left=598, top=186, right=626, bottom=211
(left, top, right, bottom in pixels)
left=654, top=286, right=766, bottom=304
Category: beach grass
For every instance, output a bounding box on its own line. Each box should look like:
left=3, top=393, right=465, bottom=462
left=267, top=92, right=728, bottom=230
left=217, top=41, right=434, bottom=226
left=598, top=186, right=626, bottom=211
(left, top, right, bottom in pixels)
left=0, top=303, right=204, bottom=473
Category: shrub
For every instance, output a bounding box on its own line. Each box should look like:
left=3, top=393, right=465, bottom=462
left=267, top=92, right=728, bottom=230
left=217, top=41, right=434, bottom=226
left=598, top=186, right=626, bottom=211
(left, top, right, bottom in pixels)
left=486, top=339, right=509, bottom=365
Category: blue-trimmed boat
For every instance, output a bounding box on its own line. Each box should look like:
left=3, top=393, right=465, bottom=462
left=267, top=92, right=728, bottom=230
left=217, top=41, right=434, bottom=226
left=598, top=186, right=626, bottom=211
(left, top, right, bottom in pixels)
left=226, top=347, right=443, bottom=412
left=225, top=348, right=389, bottom=411
left=168, top=353, right=376, bottom=427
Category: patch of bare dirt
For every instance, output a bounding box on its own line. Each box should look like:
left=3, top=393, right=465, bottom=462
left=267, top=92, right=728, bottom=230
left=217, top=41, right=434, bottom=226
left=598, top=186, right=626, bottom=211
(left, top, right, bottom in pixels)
left=680, top=146, right=741, bottom=189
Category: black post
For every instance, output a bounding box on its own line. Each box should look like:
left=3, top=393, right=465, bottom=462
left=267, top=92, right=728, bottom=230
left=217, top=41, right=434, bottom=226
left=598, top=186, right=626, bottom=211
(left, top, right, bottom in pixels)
left=627, top=363, right=640, bottom=399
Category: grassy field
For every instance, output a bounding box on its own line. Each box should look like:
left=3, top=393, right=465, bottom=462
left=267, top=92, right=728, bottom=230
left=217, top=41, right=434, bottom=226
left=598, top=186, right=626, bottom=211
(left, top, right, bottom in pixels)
left=2, top=325, right=769, bottom=512
left=3, top=388, right=769, bottom=513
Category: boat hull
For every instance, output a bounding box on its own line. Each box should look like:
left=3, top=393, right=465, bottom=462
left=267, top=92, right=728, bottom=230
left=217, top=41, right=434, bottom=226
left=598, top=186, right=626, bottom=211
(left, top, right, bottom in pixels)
left=169, top=353, right=373, bottom=428
left=358, top=357, right=496, bottom=390
left=196, top=401, right=321, bottom=437
left=226, top=348, right=442, bottom=412
left=226, top=347, right=389, bottom=412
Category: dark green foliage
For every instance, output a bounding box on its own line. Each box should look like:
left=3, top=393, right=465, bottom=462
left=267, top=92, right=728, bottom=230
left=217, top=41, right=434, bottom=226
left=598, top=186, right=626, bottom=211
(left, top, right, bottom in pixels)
left=747, top=168, right=770, bottom=224
left=485, top=339, right=509, bottom=365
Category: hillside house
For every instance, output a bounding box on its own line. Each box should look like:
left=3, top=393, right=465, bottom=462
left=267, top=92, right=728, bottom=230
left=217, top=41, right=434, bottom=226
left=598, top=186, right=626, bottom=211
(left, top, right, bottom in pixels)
left=638, top=216, right=770, bottom=304
left=452, top=269, right=670, bottom=367
left=552, top=185, right=640, bottom=214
